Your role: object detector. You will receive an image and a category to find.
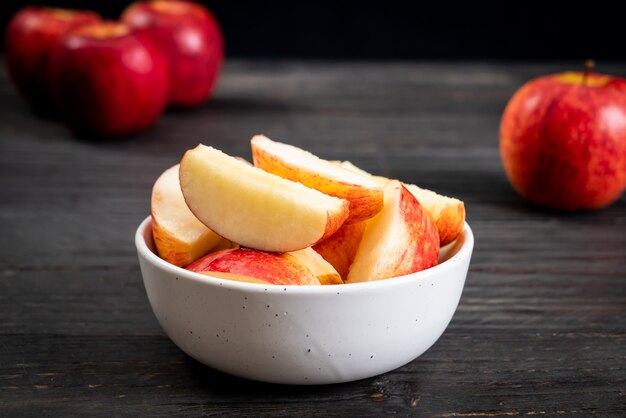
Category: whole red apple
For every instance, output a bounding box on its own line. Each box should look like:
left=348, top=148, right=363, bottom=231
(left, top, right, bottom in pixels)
left=4, top=7, right=101, bottom=113
left=122, top=0, right=223, bottom=108
left=500, top=63, right=626, bottom=210
left=49, top=21, right=169, bottom=137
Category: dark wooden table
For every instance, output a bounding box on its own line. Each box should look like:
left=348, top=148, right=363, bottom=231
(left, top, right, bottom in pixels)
left=1, top=60, right=625, bottom=417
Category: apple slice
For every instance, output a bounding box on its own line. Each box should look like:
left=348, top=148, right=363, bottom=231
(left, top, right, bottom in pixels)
left=346, top=181, right=439, bottom=283
left=403, top=184, right=465, bottom=246
left=288, top=247, right=343, bottom=285
left=179, top=145, right=349, bottom=252
left=186, top=248, right=321, bottom=286
left=151, top=164, right=222, bottom=267
left=211, top=237, right=239, bottom=252
left=337, top=160, right=465, bottom=246
left=251, top=135, right=384, bottom=224
left=198, top=271, right=271, bottom=285
left=312, top=221, right=367, bottom=279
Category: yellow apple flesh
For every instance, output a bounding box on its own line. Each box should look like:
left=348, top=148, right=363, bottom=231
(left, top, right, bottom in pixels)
left=198, top=271, right=272, bottom=285
left=312, top=221, right=367, bottom=279
left=179, top=144, right=350, bottom=252
left=251, top=135, right=384, bottom=224
left=288, top=247, right=343, bottom=285
left=337, top=160, right=465, bottom=246
left=347, top=181, right=439, bottom=283
left=151, top=164, right=221, bottom=267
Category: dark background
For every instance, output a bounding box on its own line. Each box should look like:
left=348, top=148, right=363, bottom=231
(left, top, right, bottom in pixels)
left=1, top=0, right=624, bottom=61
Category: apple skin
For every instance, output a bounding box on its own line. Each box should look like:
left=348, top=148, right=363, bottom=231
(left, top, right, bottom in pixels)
left=336, top=160, right=466, bottom=246
left=4, top=7, right=101, bottom=113
left=313, top=221, right=367, bottom=279
left=346, top=181, right=439, bottom=283
left=49, top=22, right=169, bottom=137
left=186, top=248, right=321, bottom=286
left=122, top=0, right=224, bottom=108
left=500, top=71, right=626, bottom=210
left=251, top=135, right=384, bottom=224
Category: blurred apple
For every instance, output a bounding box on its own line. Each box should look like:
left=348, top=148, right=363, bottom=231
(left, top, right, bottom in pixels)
left=500, top=62, right=626, bottom=210
left=122, top=0, right=223, bottom=107
left=49, top=21, right=169, bottom=137
left=4, top=7, right=100, bottom=113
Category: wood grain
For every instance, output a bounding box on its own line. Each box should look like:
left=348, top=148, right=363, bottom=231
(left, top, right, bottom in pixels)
left=1, top=60, right=625, bottom=417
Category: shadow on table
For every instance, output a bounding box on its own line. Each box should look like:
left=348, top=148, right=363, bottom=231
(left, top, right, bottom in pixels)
left=182, top=355, right=360, bottom=395
left=186, top=96, right=291, bottom=113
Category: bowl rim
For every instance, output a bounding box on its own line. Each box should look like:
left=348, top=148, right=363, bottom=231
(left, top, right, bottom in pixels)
left=135, top=215, right=473, bottom=295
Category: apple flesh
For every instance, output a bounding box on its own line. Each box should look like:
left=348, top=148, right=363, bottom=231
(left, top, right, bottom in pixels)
left=347, top=181, right=439, bottom=283
left=151, top=164, right=222, bottom=267
left=312, top=221, right=367, bottom=279
left=179, top=144, right=350, bottom=252
left=336, top=160, right=465, bottom=246
left=122, top=0, right=223, bottom=107
left=500, top=69, right=626, bottom=209
left=288, top=247, right=343, bottom=285
left=4, top=7, right=101, bottom=113
left=251, top=135, right=384, bottom=224
left=186, top=248, right=321, bottom=286
left=49, top=21, right=169, bottom=137
left=197, top=271, right=271, bottom=285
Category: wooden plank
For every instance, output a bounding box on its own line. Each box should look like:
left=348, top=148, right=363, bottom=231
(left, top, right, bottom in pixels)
left=1, top=60, right=625, bottom=416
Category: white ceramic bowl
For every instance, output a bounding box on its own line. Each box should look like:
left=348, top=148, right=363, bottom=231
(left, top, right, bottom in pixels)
left=135, top=216, right=473, bottom=385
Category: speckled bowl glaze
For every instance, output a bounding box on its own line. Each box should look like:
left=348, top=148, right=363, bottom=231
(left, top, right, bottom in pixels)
left=135, top=216, right=473, bottom=385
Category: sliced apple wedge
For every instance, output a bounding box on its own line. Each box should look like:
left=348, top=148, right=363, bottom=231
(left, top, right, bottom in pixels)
left=186, top=248, right=321, bottom=286
left=403, top=184, right=465, bottom=246
left=211, top=237, right=240, bottom=252
left=198, top=271, right=272, bottom=285
left=336, top=160, right=465, bottom=246
left=179, top=145, right=349, bottom=252
left=251, top=135, right=384, bottom=224
left=346, top=181, right=439, bottom=283
left=288, top=247, right=343, bottom=285
left=312, top=221, right=367, bottom=280
left=336, top=161, right=384, bottom=182
left=151, top=164, right=222, bottom=267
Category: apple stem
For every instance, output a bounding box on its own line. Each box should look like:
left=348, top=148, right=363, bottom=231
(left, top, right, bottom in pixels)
left=582, top=60, right=595, bottom=86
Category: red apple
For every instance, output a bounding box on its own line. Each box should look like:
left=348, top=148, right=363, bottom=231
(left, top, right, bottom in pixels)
left=4, top=7, right=101, bottom=113
left=122, top=0, right=224, bottom=107
left=500, top=62, right=626, bottom=210
left=49, top=21, right=169, bottom=137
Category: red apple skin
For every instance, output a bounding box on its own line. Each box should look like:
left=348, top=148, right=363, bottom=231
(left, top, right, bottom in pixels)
left=186, top=248, right=320, bottom=286
left=49, top=22, right=169, bottom=137
left=393, top=185, right=440, bottom=275
left=313, top=221, right=366, bottom=279
left=4, top=7, right=101, bottom=113
left=122, top=0, right=224, bottom=108
left=500, top=72, right=626, bottom=210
